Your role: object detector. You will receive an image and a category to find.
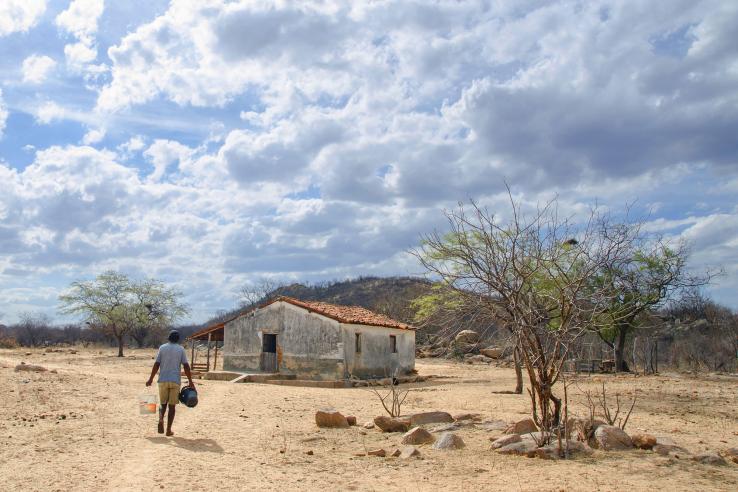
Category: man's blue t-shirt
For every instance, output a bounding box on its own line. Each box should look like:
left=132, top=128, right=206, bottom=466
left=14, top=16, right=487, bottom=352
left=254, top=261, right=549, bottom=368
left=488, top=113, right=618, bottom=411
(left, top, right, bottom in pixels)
left=156, top=342, right=188, bottom=384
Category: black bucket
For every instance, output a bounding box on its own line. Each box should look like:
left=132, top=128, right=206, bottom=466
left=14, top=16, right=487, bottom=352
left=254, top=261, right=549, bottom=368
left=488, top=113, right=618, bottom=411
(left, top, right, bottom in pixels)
left=178, top=386, right=198, bottom=408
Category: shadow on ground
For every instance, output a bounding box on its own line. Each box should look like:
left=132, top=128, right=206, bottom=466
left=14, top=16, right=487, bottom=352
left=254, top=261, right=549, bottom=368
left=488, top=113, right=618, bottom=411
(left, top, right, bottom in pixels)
left=146, top=436, right=224, bottom=453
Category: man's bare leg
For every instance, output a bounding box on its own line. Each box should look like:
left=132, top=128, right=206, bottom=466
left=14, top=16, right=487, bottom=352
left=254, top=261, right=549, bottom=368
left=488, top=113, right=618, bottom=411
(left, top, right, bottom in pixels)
left=158, top=404, right=166, bottom=434
left=166, top=404, right=176, bottom=436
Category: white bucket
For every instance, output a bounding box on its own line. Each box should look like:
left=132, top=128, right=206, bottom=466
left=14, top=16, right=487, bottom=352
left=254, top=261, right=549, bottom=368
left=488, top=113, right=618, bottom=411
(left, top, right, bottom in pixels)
left=138, top=394, right=157, bottom=415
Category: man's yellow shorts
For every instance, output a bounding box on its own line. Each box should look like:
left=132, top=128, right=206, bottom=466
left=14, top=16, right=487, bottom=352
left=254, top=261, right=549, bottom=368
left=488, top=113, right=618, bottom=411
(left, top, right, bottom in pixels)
left=158, top=382, right=180, bottom=406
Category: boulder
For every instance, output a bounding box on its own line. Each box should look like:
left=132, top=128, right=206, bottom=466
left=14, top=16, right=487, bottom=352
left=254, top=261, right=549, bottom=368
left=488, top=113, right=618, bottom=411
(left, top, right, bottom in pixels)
left=399, top=446, right=420, bottom=459
left=362, top=421, right=375, bottom=429
left=653, top=444, right=691, bottom=458
left=367, top=448, right=387, bottom=457
left=432, top=432, right=465, bottom=450
left=390, top=448, right=402, bottom=457
left=631, top=433, right=657, bottom=450
left=478, top=420, right=508, bottom=432
left=496, top=440, right=538, bottom=457
left=14, top=363, right=47, bottom=372
left=505, top=418, right=538, bottom=435
left=315, top=409, right=349, bottom=428
left=490, top=434, right=522, bottom=449
left=428, top=423, right=461, bottom=433
left=466, top=355, right=491, bottom=364
left=454, top=330, right=480, bottom=345
left=691, top=453, right=727, bottom=466
left=453, top=413, right=482, bottom=422
left=346, top=416, right=357, bottom=426
left=374, top=416, right=410, bottom=433
left=592, top=425, right=633, bottom=451
left=480, top=347, right=504, bottom=359
left=410, top=411, right=454, bottom=426
left=402, top=427, right=436, bottom=445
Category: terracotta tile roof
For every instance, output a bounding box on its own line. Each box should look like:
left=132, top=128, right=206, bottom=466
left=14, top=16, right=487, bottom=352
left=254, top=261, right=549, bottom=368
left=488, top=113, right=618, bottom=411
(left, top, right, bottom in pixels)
left=272, top=296, right=415, bottom=330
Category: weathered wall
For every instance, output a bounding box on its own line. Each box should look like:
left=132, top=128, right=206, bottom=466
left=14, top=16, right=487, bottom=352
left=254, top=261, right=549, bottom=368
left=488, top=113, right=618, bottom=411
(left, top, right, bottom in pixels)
left=223, top=301, right=346, bottom=380
left=342, top=323, right=415, bottom=379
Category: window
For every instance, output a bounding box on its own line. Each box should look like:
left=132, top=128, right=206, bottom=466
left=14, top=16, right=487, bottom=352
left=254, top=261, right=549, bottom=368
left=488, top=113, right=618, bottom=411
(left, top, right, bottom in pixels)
left=390, top=335, right=397, bottom=353
left=355, top=333, right=362, bottom=353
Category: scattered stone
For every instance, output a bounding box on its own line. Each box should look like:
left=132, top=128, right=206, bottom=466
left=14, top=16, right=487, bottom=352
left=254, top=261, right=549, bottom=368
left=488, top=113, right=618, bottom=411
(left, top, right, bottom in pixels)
left=454, top=330, right=480, bottom=344
left=466, top=355, right=491, bottom=364
left=14, top=363, right=47, bottom=372
left=496, top=440, right=538, bottom=457
left=390, top=448, right=402, bottom=457
left=653, top=444, right=691, bottom=458
left=410, top=411, right=454, bottom=426
left=315, top=409, right=349, bottom=428
left=374, top=416, right=410, bottom=433
left=362, top=421, right=375, bottom=429
left=721, top=448, right=738, bottom=464
left=534, top=445, right=560, bottom=460
left=631, top=433, right=657, bottom=450
left=478, top=420, right=508, bottom=431
left=305, top=450, right=314, bottom=455
left=490, top=434, right=522, bottom=449
left=367, top=448, right=387, bottom=457
left=346, top=416, right=357, bottom=426
left=592, top=425, right=633, bottom=451
left=399, top=446, right=420, bottom=459
left=25, top=352, right=32, bottom=356
left=479, top=347, right=503, bottom=359
left=453, top=413, right=482, bottom=422
left=428, top=423, right=461, bottom=433
left=402, top=427, right=435, bottom=445
left=505, top=418, right=537, bottom=435
left=691, top=453, right=727, bottom=466
left=353, top=452, right=367, bottom=457
left=432, top=432, right=465, bottom=450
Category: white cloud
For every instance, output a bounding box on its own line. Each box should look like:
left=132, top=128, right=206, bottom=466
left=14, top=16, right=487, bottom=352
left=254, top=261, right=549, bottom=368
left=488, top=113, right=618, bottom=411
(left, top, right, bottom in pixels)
left=34, top=101, right=67, bottom=124
left=0, top=89, right=7, bottom=138
left=56, top=0, right=105, bottom=69
left=144, top=139, right=193, bottom=182
left=22, top=54, right=57, bottom=84
left=82, top=127, right=106, bottom=145
left=0, top=0, right=46, bottom=37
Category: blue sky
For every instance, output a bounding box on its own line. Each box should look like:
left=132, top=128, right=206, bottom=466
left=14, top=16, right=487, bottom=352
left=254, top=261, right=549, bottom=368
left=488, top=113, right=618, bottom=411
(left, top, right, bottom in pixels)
left=0, top=0, right=736, bottom=324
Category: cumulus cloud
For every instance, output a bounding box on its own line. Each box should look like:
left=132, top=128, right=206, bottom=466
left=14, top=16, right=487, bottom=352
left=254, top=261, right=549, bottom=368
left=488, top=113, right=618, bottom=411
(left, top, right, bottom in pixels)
left=0, top=0, right=46, bottom=36
left=22, top=55, right=57, bottom=84
left=0, top=89, right=7, bottom=138
left=56, top=0, right=105, bottom=70
left=34, top=101, right=67, bottom=124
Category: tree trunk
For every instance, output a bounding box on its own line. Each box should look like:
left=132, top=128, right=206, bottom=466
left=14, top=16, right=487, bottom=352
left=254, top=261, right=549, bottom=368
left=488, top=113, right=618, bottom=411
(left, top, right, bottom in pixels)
left=615, top=326, right=629, bottom=372
left=116, top=335, right=125, bottom=357
left=513, top=346, right=523, bottom=394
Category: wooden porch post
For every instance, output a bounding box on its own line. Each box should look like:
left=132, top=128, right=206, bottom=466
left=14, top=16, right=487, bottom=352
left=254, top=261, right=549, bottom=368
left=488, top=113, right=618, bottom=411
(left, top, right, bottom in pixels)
left=206, top=333, right=212, bottom=371
left=213, top=343, right=219, bottom=371
left=190, top=338, right=195, bottom=365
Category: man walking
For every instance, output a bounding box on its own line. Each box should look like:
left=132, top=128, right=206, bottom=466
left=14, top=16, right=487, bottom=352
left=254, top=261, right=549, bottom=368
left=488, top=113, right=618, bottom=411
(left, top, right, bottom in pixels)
left=146, top=330, right=194, bottom=436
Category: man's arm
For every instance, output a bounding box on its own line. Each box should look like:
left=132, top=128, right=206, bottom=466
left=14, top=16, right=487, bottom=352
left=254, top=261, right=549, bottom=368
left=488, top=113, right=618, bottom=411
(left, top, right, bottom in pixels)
left=146, top=362, right=160, bottom=386
left=183, top=363, right=194, bottom=388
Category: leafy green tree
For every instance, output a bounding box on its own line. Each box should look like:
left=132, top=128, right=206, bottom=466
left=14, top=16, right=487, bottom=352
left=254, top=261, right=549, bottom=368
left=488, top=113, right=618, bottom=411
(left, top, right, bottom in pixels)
left=59, top=271, right=188, bottom=356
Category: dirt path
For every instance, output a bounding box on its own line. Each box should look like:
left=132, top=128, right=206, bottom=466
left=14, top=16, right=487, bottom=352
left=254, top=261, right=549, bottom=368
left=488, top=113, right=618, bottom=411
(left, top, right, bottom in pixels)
left=2, top=348, right=737, bottom=491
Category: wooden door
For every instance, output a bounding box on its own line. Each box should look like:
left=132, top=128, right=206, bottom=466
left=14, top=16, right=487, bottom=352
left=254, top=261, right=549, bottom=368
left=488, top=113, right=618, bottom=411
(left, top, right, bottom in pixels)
left=260, top=333, right=278, bottom=373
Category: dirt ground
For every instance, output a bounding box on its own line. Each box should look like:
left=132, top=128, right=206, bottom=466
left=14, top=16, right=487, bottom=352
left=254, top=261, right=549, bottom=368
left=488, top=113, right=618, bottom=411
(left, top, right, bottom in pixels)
left=1, top=347, right=736, bottom=491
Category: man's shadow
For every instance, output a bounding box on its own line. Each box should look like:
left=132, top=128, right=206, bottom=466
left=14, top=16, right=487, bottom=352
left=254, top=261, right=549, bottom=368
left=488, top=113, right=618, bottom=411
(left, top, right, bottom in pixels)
left=146, top=436, right=224, bottom=453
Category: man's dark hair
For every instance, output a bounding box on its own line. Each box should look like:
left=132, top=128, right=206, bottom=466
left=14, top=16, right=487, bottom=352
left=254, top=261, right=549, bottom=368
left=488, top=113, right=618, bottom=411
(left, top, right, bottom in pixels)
left=168, top=330, right=180, bottom=343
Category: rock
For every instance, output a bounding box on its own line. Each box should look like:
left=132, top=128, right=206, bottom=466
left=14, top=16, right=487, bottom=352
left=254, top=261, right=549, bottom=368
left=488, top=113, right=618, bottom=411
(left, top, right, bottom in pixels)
left=569, top=417, right=606, bottom=441
left=691, top=453, right=727, bottom=466
left=721, top=448, right=738, bottom=464
left=315, top=409, right=349, bottom=428
left=454, top=330, right=480, bottom=344
left=368, top=448, right=387, bottom=457
left=453, top=413, right=481, bottom=422
left=656, top=436, right=677, bottom=446
left=631, top=433, right=657, bottom=450
left=399, top=446, right=420, bottom=459
left=653, top=444, right=691, bottom=458
left=410, top=411, right=454, bottom=426
left=496, top=440, right=538, bottom=457
left=305, top=450, right=314, bottom=455
left=390, top=448, right=402, bottom=457
left=490, top=434, right=522, bottom=449
left=534, top=445, right=560, bottom=460
left=432, top=432, right=465, bottom=450
left=428, top=423, right=461, bottom=433
left=374, top=416, right=410, bottom=433
left=14, top=363, right=47, bottom=372
left=402, top=427, right=435, bottom=445
left=535, top=441, right=593, bottom=459
left=563, top=440, right=594, bottom=457
left=346, top=416, right=357, bottom=426
left=592, top=425, right=633, bottom=451
left=478, top=420, right=508, bottom=431
left=479, top=347, right=504, bottom=359
left=505, top=418, right=538, bottom=435
left=520, top=432, right=551, bottom=444
left=466, top=355, right=491, bottom=364
left=362, top=421, right=375, bottom=429
left=24, top=352, right=32, bottom=356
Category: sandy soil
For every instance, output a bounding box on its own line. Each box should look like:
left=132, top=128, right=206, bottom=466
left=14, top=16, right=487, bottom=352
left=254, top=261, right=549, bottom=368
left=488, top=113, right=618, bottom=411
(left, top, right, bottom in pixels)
left=1, top=347, right=737, bottom=491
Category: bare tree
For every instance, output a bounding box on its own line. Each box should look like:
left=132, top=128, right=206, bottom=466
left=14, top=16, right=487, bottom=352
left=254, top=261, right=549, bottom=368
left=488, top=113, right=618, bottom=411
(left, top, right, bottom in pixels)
left=414, top=192, right=636, bottom=434
left=239, top=278, right=286, bottom=309
left=14, top=312, right=53, bottom=347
